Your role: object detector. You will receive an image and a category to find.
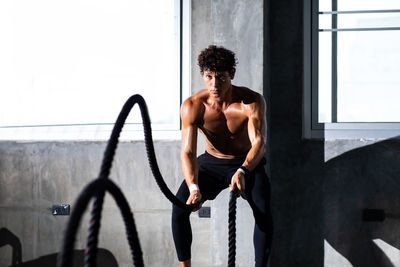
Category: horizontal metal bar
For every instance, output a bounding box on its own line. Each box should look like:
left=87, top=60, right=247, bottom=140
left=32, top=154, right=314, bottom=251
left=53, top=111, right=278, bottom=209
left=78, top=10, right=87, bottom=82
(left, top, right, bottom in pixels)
left=319, top=9, right=400, bottom=15
left=319, top=27, right=400, bottom=32
left=318, top=122, right=400, bottom=130
left=312, top=122, right=400, bottom=132
left=0, top=122, right=141, bottom=128
left=309, top=128, right=400, bottom=140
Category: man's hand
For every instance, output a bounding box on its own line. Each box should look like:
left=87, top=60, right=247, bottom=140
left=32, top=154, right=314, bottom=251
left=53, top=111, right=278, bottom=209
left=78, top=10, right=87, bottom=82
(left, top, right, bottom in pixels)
left=229, top=170, right=246, bottom=195
left=186, top=190, right=203, bottom=211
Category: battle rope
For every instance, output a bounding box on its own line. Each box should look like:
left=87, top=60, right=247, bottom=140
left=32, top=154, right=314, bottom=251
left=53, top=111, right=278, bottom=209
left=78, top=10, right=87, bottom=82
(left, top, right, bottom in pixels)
left=58, top=178, right=143, bottom=267
left=228, top=191, right=238, bottom=267
left=58, top=94, right=238, bottom=267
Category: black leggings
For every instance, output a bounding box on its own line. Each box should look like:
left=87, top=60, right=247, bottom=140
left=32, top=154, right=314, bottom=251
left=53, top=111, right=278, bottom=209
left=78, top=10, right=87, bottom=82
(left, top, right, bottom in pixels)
left=171, top=152, right=272, bottom=266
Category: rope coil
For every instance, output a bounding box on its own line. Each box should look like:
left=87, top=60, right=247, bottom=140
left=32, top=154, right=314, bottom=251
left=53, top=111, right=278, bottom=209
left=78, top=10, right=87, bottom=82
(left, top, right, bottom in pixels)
left=58, top=94, right=237, bottom=267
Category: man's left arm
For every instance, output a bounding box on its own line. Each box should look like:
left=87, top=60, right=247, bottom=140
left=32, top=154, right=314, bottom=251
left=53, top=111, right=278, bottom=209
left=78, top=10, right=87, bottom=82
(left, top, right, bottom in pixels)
left=229, top=94, right=267, bottom=194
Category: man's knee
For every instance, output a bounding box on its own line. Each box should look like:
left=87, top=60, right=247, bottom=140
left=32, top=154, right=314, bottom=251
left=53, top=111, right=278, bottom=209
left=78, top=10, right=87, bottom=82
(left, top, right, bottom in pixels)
left=172, top=204, right=191, bottom=224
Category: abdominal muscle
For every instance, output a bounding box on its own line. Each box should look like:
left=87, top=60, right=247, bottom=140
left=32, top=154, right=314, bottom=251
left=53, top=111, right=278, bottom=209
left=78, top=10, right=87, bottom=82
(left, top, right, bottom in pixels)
left=200, top=127, right=251, bottom=159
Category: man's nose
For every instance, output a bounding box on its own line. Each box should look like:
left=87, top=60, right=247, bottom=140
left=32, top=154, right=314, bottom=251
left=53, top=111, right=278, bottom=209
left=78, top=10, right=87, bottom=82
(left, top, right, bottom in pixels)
left=211, top=77, right=220, bottom=87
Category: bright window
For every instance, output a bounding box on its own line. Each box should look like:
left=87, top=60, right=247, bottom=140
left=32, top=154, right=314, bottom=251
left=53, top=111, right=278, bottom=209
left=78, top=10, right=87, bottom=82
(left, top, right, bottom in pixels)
left=304, top=0, right=400, bottom=139
left=0, top=0, right=189, bottom=140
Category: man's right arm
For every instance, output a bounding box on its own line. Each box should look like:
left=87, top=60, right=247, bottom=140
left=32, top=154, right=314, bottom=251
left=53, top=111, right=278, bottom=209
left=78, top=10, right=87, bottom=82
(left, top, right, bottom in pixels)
left=180, top=98, right=203, bottom=208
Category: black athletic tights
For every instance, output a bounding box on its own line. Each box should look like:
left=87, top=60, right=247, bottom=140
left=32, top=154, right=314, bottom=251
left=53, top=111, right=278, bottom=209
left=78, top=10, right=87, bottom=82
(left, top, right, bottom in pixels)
left=171, top=152, right=272, bottom=266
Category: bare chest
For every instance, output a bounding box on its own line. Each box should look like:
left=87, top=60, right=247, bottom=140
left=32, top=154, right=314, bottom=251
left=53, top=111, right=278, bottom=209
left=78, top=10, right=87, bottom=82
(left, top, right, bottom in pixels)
left=200, top=105, right=248, bottom=139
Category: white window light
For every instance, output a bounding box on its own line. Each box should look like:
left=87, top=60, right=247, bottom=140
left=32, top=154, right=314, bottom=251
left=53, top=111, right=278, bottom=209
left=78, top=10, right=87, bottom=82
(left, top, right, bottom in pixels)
left=0, top=0, right=191, bottom=141
left=304, top=0, right=400, bottom=139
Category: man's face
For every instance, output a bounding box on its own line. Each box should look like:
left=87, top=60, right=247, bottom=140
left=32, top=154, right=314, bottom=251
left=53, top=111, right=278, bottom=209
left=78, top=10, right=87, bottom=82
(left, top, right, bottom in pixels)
left=202, top=69, right=235, bottom=100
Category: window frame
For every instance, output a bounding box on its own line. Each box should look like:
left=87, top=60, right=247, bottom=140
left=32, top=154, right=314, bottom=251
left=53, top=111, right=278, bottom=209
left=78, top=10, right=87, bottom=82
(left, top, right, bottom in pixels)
left=0, top=0, right=191, bottom=141
left=303, top=0, right=400, bottom=139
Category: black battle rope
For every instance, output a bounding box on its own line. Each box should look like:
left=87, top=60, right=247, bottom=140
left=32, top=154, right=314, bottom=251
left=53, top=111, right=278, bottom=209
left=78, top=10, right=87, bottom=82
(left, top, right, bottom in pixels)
left=228, top=191, right=238, bottom=267
left=98, top=94, right=199, bottom=211
left=83, top=94, right=200, bottom=267
left=58, top=178, right=143, bottom=267
left=58, top=94, right=238, bottom=267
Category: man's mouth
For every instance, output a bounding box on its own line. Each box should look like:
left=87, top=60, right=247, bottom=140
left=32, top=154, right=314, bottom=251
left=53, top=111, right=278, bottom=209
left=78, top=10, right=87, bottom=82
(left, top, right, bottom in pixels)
left=211, top=89, right=219, bottom=94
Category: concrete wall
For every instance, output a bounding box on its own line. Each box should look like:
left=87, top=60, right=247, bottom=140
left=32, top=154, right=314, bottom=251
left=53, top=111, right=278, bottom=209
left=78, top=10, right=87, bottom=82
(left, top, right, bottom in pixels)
left=191, top=0, right=264, bottom=96
left=0, top=141, right=205, bottom=267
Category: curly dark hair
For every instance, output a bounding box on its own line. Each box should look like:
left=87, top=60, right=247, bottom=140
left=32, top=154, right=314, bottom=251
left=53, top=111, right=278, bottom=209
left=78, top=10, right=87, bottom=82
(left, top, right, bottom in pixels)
left=197, top=45, right=237, bottom=73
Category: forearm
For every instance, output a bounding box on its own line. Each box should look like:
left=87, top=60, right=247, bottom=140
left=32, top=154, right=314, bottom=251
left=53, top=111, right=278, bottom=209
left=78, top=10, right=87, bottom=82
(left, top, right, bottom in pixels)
left=242, top=138, right=266, bottom=171
left=230, top=139, right=265, bottom=195
left=181, top=152, right=198, bottom=186
left=244, top=94, right=267, bottom=171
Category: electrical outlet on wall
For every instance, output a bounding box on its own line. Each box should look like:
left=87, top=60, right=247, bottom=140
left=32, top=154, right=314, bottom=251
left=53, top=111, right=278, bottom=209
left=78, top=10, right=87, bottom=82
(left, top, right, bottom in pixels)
left=52, top=204, right=70, bottom=215
left=198, top=206, right=211, bottom=218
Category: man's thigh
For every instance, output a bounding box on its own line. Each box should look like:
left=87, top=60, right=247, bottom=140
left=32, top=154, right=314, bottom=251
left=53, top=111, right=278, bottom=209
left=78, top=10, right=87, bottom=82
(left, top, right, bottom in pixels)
left=242, top=166, right=270, bottom=212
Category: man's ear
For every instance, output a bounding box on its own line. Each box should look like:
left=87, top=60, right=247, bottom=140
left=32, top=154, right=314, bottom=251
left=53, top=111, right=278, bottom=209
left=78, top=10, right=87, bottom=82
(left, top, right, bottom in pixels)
left=230, top=68, right=236, bottom=79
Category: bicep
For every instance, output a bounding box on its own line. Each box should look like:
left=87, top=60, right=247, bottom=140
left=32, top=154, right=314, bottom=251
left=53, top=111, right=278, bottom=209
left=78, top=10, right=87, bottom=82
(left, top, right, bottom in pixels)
left=181, top=123, right=198, bottom=156
left=247, top=97, right=266, bottom=144
left=181, top=101, right=199, bottom=156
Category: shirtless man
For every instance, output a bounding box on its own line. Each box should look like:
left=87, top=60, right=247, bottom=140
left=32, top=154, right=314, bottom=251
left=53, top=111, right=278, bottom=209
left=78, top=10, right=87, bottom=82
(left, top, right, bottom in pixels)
left=172, top=45, right=272, bottom=267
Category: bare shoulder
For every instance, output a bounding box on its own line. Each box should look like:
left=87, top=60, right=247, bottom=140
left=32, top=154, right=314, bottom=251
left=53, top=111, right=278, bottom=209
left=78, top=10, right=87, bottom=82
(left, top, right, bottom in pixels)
left=234, top=86, right=266, bottom=113
left=181, top=89, right=208, bottom=112
left=181, top=90, right=207, bottom=124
